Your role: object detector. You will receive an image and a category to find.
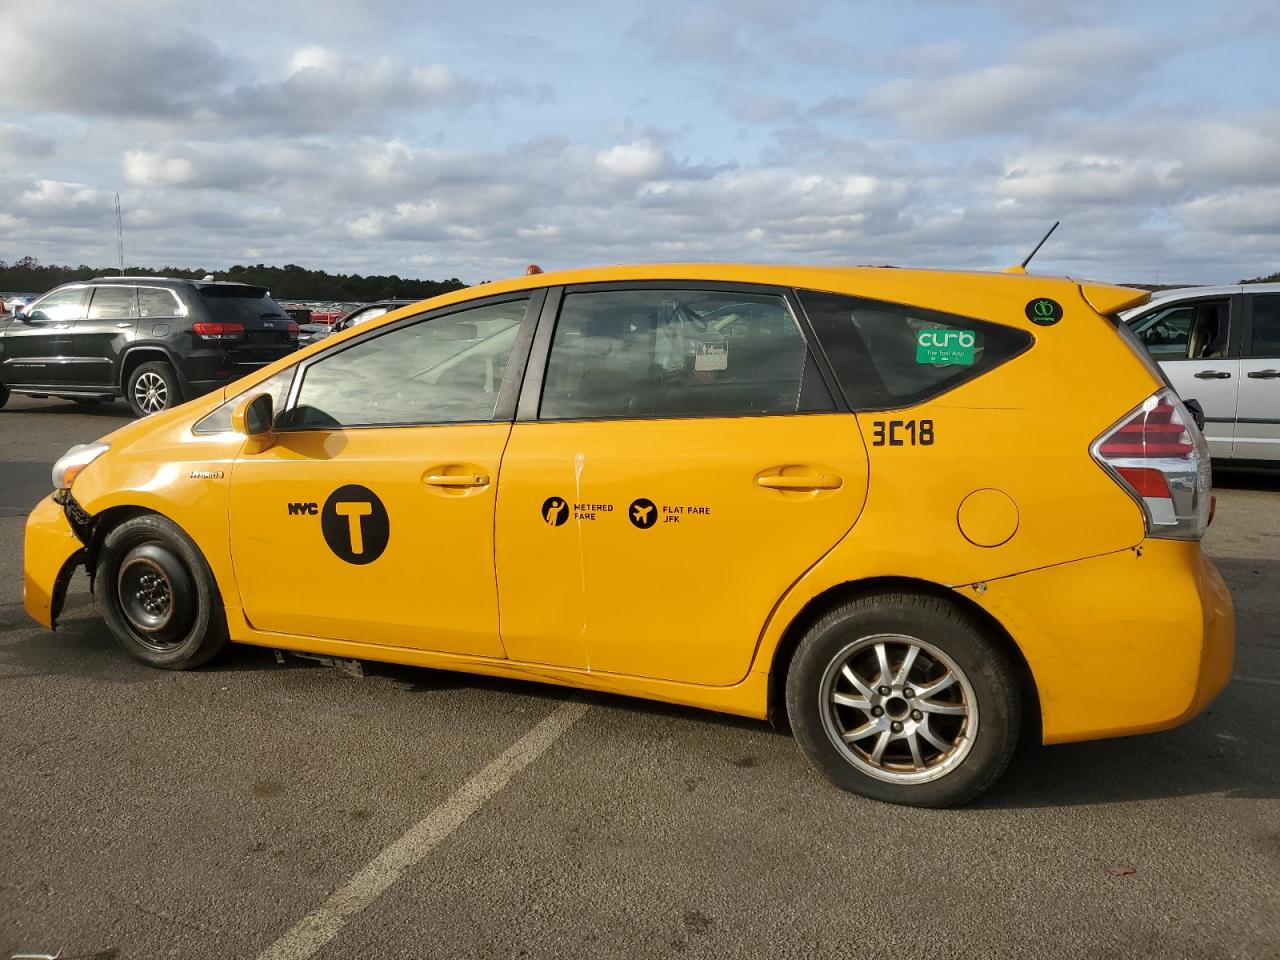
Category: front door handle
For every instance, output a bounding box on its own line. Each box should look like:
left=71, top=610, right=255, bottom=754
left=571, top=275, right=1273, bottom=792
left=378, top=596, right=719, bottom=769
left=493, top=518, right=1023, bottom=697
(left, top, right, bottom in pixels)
left=423, top=473, right=490, bottom=488
left=1247, top=369, right=1280, bottom=379
left=116, top=321, right=133, bottom=328
left=1194, top=370, right=1232, bottom=379
left=756, top=474, right=843, bottom=491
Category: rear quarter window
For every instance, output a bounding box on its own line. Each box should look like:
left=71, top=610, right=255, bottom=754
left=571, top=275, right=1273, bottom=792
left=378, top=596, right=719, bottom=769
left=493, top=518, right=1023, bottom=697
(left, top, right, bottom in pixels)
left=798, top=290, right=1032, bottom=410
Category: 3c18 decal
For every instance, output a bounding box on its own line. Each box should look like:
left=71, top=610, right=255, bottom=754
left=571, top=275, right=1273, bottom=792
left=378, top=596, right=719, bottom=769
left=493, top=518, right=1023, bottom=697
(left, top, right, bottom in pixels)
left=320, top=484, right=390, bottom=564
left=871, top=419, right=935, bottom=447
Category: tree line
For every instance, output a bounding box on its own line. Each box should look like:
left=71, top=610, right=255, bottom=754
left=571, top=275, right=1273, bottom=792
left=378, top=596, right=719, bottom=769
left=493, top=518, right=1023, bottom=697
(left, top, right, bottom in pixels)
left=0, top=257, right=468, bottom=302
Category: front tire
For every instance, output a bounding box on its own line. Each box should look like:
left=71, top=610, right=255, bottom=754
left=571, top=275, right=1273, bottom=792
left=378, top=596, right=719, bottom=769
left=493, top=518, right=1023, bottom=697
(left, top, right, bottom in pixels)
left=785, top=592, right=1021, bottom=807
left=95, top=514, right=229, bottom=669
left=126, top=361, right=181, bottom=417
left=0, top=381, right=8, bottom=409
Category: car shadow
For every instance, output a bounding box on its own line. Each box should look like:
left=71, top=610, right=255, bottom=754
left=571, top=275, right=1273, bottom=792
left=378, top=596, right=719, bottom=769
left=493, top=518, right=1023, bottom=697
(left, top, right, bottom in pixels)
left=1213, top=466, right=1280, bottom=492
left=8, top=570, right=1275, bottom=807
left=4, top=399, right=132, bottom=418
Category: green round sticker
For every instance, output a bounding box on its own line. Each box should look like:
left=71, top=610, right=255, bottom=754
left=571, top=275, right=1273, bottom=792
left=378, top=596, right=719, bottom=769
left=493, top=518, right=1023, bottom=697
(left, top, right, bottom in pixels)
left=1026, top=298, right=1063, bottom=326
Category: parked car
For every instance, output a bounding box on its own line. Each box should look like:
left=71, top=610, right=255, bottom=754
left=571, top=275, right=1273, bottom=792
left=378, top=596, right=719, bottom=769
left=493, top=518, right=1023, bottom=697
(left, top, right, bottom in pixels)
left=296, top=300, right=416, bottom=347
left=24, top=264, right=1232, bottom=807
left=0, top=293, right=36, bottom=317
left=332, top=299, right=416, bottom=333
left=0, top=277, right=299, bottom=417
left=1124, top=283, right=1280, bottom=463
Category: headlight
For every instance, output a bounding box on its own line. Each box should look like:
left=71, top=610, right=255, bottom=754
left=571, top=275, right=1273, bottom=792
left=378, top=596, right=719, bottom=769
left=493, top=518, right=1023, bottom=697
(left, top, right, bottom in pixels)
left=52, top=442, right=110, bottom=490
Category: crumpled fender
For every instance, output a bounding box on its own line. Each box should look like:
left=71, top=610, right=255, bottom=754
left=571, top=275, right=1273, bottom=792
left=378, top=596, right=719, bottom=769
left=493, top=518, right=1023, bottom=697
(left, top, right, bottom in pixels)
left=23, top=494, right=84, bottom=630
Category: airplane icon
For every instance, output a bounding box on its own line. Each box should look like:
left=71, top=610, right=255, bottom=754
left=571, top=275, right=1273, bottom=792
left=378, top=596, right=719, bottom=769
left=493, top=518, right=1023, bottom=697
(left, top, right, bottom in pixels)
left=632, top=503, right=654, bottom=524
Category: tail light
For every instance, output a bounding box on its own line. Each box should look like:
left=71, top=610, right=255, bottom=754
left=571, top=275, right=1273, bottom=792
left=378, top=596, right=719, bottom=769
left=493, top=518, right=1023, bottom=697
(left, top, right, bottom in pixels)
left=287, top=321, right=300, bottom=338
left=192, top=321, right=244, bottom=340
left=1091, top=387, right=1211, bottom=540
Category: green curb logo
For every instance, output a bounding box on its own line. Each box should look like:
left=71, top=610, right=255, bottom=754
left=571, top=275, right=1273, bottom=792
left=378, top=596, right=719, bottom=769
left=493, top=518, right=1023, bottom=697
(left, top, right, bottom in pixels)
left=916, top=328, right=976, bottom=366
left=1026, top=297, right=1064, bottom=325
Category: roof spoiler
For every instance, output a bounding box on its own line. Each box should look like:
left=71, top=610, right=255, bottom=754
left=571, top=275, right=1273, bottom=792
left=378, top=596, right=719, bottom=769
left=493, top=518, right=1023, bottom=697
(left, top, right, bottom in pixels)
left=1078, top=283, right=1150, bottom=316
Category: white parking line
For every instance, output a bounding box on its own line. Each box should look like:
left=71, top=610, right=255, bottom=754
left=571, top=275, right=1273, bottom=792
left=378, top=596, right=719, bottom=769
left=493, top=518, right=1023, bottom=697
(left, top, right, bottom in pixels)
left=255, top=698, right=592, bottom=960
left=1233, top=675, right=1280, bottom=686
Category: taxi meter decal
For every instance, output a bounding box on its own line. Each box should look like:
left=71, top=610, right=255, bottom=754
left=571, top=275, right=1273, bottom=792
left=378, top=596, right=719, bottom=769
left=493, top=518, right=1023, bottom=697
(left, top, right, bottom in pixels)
left=541, top=496, right=711, bottom=528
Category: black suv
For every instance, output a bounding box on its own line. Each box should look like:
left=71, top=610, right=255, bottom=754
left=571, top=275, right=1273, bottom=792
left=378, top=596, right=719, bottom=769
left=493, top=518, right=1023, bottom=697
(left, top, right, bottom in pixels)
left=0, top=277, right=299, bottom=417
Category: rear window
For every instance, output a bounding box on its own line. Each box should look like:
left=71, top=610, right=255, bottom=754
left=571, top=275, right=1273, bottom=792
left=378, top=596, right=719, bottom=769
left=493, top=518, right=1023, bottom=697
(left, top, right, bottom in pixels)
left=798, top=291, right=1032, bottom=409
left=199, top=285, right=289, bottom=323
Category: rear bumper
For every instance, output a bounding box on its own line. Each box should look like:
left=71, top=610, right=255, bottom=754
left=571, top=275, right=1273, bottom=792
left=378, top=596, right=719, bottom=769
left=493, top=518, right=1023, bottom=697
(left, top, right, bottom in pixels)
left=965, top=538, right=1234, bottom=744
left=23, top=494, right=84, bottom=630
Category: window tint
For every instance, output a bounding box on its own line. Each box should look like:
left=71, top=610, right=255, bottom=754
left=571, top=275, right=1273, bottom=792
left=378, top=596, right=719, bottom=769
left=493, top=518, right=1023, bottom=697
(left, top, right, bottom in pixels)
left=88, top=286, right=139, bottom=320
left=28, top=287, right=87, bottom=323
left=1250, top=295, right=1280, bottom=357
left=138, top=287, right=183, bottom=318
left=193, top=367, right=296, bottom=434
left=540, top=290, right=815, bottom=419
left=799, top=291, right=1033, bottom=409
left=199, top=285, right=289, bottom=323
left=286, top=299, right=527, bottom=428
left=1128, top=299, right=1229, bottom=361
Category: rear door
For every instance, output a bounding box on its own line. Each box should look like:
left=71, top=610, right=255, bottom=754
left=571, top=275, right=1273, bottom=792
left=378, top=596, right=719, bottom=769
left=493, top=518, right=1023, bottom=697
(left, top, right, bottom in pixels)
left=1238, top=292, right=1280, bottom=461
left=1128, top=294, right=1242, bottom=458
left=0, top=286, right=88, bottom=386
left=494, top=283, right=868, bottom=685
left=67, top=285, right=139, bottom=386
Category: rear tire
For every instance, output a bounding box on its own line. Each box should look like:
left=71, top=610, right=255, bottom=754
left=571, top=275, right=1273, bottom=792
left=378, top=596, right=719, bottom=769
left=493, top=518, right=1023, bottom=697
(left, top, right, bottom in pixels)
left=785, top=592, right=1021, bottom=808
left=95, top=514, right=229, bottom=669
left=126, top=361, right=181, bottom=417
left=0, top=382, right=8, bottom=410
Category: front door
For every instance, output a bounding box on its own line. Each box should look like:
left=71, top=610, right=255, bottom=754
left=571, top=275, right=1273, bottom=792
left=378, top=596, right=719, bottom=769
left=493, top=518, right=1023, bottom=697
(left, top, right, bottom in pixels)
left=495, top=285, right=869, bottom=686
left=0, top=286, right=88, bottom=387
left=1131, top=295, right=1241, bottom=458
left=68, top=286, right=139, bottom=386
left=228, top=294, right=535, bottom=657
left=1238, top=292, right=1280, bottom=461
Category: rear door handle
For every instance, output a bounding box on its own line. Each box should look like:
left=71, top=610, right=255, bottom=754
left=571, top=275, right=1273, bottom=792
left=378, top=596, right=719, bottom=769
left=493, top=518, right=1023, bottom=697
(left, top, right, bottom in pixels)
left=1193, top=371, right=1232, bottom=379
left=1247, top=370, right=1280, bottom=379
left=756, top=474, right=843, bottom=491
left=423, top=473, right=490, bottom=488
left=116, top=322, right=132, bottom=328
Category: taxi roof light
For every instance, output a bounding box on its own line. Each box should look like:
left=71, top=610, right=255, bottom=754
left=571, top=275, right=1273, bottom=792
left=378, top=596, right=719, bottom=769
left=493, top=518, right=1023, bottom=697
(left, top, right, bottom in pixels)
left=1091, top=389, right=1210, bottom=541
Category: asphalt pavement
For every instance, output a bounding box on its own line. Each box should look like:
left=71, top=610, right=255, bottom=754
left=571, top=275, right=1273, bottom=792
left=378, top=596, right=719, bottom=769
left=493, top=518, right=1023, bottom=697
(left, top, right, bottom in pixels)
left=1, top=394, right=1277, bottom=959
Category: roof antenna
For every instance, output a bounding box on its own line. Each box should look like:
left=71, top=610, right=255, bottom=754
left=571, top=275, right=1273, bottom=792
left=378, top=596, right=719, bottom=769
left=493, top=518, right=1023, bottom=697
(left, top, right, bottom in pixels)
left=1004, top=221, right=1059, bottom=274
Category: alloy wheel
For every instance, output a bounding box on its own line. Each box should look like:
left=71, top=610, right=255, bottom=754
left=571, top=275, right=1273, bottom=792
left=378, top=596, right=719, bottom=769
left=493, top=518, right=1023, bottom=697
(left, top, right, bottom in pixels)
left=819, top=633, right=978, bottom=785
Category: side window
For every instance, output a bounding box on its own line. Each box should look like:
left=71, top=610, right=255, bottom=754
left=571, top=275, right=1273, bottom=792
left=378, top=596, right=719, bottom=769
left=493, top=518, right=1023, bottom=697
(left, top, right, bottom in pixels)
left=1249, top=295, right=1280, bottom=358
left=87, top=286, right=139, bottom=320
left=28, top=287, right=88, bottom=323
left=1128, top=299, right=1230, bottom=361
left=138, top=287, right=183, bottom=318
left=799, top=290, right=1033, bottom=410
left=539, top=289, right=818, bottom=420
left=193, top=366, right=296, bottom=434
left=284, top=298, right=527, bottom=429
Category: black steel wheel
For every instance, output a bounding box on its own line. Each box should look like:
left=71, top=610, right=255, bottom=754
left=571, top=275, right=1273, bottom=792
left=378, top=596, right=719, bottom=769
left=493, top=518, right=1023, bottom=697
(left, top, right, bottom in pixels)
left=96, top=514, right=229, bottom=669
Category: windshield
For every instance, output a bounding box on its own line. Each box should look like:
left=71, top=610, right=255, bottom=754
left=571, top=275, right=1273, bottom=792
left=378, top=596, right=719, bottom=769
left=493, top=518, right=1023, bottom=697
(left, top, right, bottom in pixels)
left=199, top=286, right=290, bottom=323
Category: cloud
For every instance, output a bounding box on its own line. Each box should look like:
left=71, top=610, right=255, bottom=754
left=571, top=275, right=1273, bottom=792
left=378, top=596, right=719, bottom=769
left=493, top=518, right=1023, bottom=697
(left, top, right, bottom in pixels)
left=0, top=6, right=547, bottom=135
left=862, top=27, right=1150, bottom=139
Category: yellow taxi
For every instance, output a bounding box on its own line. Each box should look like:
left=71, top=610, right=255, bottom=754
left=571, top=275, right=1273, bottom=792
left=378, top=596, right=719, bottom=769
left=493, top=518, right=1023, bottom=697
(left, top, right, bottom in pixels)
left=22, top=264, right=1234, bottom=807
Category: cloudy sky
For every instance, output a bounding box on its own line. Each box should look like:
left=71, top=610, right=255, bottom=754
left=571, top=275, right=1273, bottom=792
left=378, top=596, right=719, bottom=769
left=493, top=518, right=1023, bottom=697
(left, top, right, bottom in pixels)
left=1, top=0, right=1278, bottom=284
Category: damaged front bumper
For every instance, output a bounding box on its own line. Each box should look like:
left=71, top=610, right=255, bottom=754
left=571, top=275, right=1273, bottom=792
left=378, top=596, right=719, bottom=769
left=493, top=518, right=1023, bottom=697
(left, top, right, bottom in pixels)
left=23, top=493, right=87, bottom=630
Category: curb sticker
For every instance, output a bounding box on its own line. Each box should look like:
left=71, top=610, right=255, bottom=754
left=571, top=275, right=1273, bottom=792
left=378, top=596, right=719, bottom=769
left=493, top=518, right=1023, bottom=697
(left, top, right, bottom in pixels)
left=541, top=496, right=569, bottom=527
left=1026, top=297, right=1063, bottom=326
left=916, top=328, right=976, bottom=366
left=628, top=498, right=658, bottom=529
left=321, top=484, right=390, bottom=564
